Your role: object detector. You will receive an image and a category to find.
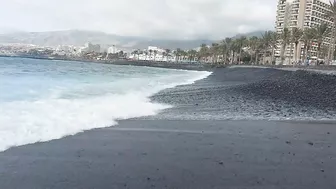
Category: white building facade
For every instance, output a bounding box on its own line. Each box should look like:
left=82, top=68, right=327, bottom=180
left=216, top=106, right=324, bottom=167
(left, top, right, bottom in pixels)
left=80, top=42, right=101, bottom=53
left=128, top=46, right=175, bottom=62
left=54, top=45, right=80, bottom=56
left=108, top=45, right=118, bottom=54
left=275, top=0, right=333, bottom=64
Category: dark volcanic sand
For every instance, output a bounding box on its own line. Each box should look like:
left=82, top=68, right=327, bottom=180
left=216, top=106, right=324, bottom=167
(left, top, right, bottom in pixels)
left=1, top=67, right=336, bottom=189
left=150, top=67, right=336, bottom=120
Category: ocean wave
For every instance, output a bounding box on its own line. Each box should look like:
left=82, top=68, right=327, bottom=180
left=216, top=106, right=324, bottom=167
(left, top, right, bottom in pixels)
left=0, top=68, right=211, bottom=152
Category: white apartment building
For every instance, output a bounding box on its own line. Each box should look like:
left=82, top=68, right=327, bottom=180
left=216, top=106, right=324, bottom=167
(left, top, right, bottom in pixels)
left=128, top=46, right=175, bottom=62
left=54, top=45, right=81, bottom=56
left=108, top=45, right=118, bottom=54
left=275, top=0, right=333, bottom=64
left=148, top=46, right=165, bottom=53
left=80, top=42, right=101, bottom=53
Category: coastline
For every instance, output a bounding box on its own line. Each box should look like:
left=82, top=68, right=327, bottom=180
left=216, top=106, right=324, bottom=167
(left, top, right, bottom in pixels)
left=1, top=67, right=336, bottom=189
left=2, top=54, right=336, bottom=72
left=0, top=55, right=218, bottom=71
left=150, top=67, right=336, bottom=121
left=0, top=55, right=336, bottom=73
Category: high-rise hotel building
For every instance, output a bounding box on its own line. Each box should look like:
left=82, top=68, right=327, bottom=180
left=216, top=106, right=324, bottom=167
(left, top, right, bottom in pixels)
left=275, top=0, right=333, bottom=63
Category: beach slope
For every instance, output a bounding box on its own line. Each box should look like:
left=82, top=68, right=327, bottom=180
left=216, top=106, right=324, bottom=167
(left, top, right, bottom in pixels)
left=1, top=67, right=336, bottom=189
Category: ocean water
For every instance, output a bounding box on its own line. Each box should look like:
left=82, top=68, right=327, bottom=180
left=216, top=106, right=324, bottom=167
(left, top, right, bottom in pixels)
left=0, top=57, right=211, bottom=151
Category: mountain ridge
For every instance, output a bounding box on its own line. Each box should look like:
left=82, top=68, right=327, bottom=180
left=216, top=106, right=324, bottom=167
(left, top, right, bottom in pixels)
left=0, top=30, right=265, bottom=50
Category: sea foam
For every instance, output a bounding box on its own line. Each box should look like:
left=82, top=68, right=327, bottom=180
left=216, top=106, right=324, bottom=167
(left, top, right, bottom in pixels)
left=0, top=59, right=211, bottom=151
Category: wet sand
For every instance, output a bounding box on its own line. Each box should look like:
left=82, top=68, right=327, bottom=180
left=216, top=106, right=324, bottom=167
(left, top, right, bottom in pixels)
left=1, top=67, right=336, bottom=189
left=1, top=120, right=335, bottom=189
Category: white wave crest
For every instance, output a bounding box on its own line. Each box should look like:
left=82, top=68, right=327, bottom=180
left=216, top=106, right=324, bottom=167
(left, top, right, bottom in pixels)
left=0, top=70, right=211, bottom=152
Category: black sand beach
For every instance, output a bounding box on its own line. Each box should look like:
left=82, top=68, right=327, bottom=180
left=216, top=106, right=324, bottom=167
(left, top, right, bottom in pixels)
left=1, top=67, right=336, bottom=189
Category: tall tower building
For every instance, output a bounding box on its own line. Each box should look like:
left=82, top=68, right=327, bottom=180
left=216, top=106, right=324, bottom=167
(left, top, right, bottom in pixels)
left=275, top=0, right=333, bottom=64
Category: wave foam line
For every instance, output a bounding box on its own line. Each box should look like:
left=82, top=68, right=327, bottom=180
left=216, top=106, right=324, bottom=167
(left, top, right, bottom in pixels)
left=0, top=71, right=212, bottom=152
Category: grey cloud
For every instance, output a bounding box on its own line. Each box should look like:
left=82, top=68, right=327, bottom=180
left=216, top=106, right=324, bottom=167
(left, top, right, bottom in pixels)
left=0, top=0, right=277, bottom=39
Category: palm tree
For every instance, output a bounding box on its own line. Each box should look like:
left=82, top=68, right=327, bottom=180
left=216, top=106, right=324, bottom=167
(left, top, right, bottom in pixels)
left=187, top=50, right=192, bottom=62
left=131, top=50, right=138, bottom=59
left=219, top=38, right=232, bottom=64
left=162, top=51, right=166, bottom=62
left=315, top=23, right=330, bottom=60
left=261, top=31, right=272, bottom=64
left=133, top=49, right=140, bottom=60
left=320, top=44, right=330, bottom=60
left=187, top=49, right=197, bottom=62
left=183, top=50, right=189, bottom=61
left=175, top=48, right=182, bottom=62
left=325, top=0, right=336, bottom=64
left=280, top=27, right=291, bottom=65
left=173, top=50, right=177, bottom=62
left=199, top=44, right=209, bottom=62
left=236, top=36, right=247, bottom=64
left=248, top=36, right=261, bottom=64
left=301, top=28, right=317, bottom=63
left=165, top=49, right=171, bottom=62
left=144, top=51, right=148, bottom=60
left=290, top=27, right=303, bottom=64
left=225, top=38, right=233, bottom=64
left=118, top=51, right=124, bottom=58
left=269, top=31, right=279, bottom=65
left=180, top=50, right=187, bottom=62
left=192, top=49, right=198, bottom=62
left=153, top=50, right=158, bottom=61
left=230, top=39, right=240, bottom=64
left=149, top=49, right=153, bottom=61
left=219, top=39, right=228, bottom=64
left=139, top=50, right=144, bottom=60
left=137, top=49, right=141, bottom=60
left=210, top=43, right=220, bottom=63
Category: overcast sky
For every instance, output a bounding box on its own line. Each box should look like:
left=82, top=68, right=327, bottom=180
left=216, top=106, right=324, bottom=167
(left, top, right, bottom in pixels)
left=0, top=0, right=277, bottom=39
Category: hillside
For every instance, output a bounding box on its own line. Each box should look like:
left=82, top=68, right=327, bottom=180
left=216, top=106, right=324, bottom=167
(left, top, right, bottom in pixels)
left=0, top=30, right=265, bottom=50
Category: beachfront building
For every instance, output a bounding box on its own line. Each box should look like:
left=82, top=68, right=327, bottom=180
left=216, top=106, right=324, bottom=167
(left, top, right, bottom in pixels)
left=80, top=42, right=101, bottom=53
left=108, top=45, right=118, bottom=54
left=146, top=46, right=165, bottom=61
left=147, top=46, right=165, bottom=54
left=54, top=45, right=80, bottom=56
left=128, top=46, right=175, bottom=62
left=275, top=0, right=333, bottom=64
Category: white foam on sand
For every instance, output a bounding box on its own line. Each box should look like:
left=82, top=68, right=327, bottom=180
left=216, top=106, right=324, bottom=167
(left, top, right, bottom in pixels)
left=0, top=70, right=212, bottom=152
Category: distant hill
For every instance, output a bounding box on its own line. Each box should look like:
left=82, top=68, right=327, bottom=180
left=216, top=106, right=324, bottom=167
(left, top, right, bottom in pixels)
left=0, top=30, right=138, bottom=47
left=0, top=30, right=265, bottom=50
left=0, top=30, right=212, bottom=50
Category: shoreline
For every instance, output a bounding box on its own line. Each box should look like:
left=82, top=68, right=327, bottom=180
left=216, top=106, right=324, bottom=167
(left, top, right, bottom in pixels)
left=149, top=69, right=336, bottom=123
left=0, top=55, right=218, bottom=71
left=3, top=54, right=336, bottom=72
left=0, top=66, right=336, bottom=188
